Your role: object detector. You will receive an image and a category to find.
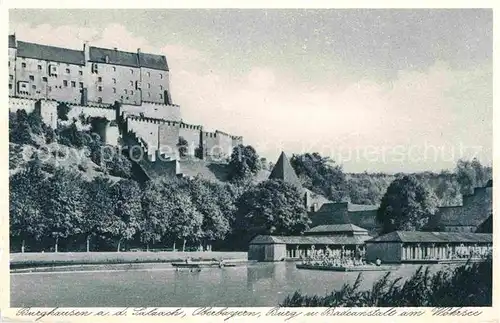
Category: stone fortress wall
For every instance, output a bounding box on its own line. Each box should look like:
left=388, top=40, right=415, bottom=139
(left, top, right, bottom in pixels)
left=8, top=35, right=243, bottom=162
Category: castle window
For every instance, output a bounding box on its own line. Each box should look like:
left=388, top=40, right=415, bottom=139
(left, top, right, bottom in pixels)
left=147, top=83, right=151, bottom=88
left=112, top=78, right=116, bottom=84
left=130, top=90, right=134, bottom=95
left=129, top=81, right=133, bottom=86
left=38, top=65, right=42, bottom=70
left=159, top=94, right=163, bottom=99
left=9, top=75, right=13, bottom=80
left=92, top=63, right=98, bottom=74
left=98, top=86, right=102, bottom=92
left=79, top=71, right=83, bottom=76
left=113, top=88, right=116, bottom=93
left=79, top=82, right=83, bottom=88
left=48, top=86, right=52, bottom=92
left=97, top=97, right=102, bottom=103
left=112, top=67, right=116, bottom=72
left=98, top=77, right=102, bottom=82
left=71, top=81, right=76, bottom=87
left=42, top=77, right=48, bottom=82
left=147, top=72, right=150, bottom=77
left=32, top=85, right=36, bottom=90
left=63, top=80, right=68, bottom=87
left=29, top=75, right=34, bottom=81
left=159, top=85, right=163, bottom=90
left=66, top=68, right=70, bottom=74
left=9, top=84, right=12, bottom=90
left=130, top=69, right=134, bottom=74
left=124, top=89, right=128, bottom=94
left=159, top=73, right=163, bottom=79
left=22, top=63, right=26, bottom=68
left=148, top=92, right=151, bottom=97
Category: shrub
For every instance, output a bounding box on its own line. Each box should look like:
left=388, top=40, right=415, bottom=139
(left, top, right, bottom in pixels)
left=281, top=257, right=492, bottom=307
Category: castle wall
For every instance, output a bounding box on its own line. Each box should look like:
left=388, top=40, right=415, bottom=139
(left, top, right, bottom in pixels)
left=8, top=48, right=16, bottom=96
left=67, top=104, right=116, bottom=122
left=127, top=117, right=160, bottom=152
left=140, top=67, right=171, bottom=105
left=215, top=130, right=233, bottom=159
left=121, top=102, right=181, bottom=121
left=87, top=62, right=141, bottom=106
left=158, top=121, right=180, bottom=159
left=105, top=125, right=120, bottom=146
left=9, top=98, right=57, bottom=129
left=179, top=123, right=202, bottom=156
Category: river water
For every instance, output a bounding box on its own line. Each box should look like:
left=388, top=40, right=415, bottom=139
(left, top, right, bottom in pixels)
left=11, top=262, right=454, bottom=307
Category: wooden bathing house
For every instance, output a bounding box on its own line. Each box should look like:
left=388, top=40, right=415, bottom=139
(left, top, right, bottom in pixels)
left=365, top=231, right=492, bottom=264
left=248, top=224, right=372, bottom=262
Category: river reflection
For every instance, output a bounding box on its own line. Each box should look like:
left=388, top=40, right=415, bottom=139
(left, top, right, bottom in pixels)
left=11, top=262, right=453, bottom=307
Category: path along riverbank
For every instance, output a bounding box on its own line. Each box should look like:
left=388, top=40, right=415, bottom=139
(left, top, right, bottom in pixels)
left=10, top=251, right=248, bottom=271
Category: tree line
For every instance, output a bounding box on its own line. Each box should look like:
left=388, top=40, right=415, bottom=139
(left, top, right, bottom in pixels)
left=10, top=157, right=311, bottom=252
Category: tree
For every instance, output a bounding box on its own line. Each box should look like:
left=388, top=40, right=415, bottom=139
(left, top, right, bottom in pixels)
left=235, top=179, right=310, bottom=244
left=10, top=110, right=33, bottom=145
left=456, top=159, right=491, bottom=196
left=227, top=145, right=261, bottom=181
left=177, top=136, right=188, bottom=158
left=290, top=153, right=348, bottom=202
left=83, top=176, right=114, bottom=252
left=140, top=179, right=174, bottom=250
left=9, top=158, right=47, bottom=252
left=43, top=168, right=86, bottom=252
left=376, top=175, right=439, bottom=234
left=186, top=178, right=231, bottom=250
left=104, top=180, right=142, bottom=251
left=57, top=102, right=71, bottom=121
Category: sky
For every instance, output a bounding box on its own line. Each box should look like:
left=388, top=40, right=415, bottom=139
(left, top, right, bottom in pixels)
left=8, top=9, right=493, bottom=173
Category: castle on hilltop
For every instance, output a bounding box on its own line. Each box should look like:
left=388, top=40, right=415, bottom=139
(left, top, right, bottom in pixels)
left=8, top=35, right=242, bottom=161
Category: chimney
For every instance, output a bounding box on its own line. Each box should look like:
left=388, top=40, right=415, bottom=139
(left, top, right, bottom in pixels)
left=113, top=47, right=118, bottom=51
left=137, top=48, right=141, bottom=54
left=83, top=41, right=90, bottom=62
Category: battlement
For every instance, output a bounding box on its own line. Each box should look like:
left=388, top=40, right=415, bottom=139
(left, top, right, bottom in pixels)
left=179, top=122, right=203, bottom=130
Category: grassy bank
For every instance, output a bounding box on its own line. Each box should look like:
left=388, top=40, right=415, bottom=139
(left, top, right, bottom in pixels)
left=281, top=257, right=492, bottom=307
left=10, top=251, right=248, bottom=269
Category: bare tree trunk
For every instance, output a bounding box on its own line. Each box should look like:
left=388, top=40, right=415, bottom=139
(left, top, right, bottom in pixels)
left=86, top=235, right=90, bottom=253
left=117, top=239, right=122, bottom=252
left=182, top=239, right=186, bottom=252
left=55, top=237, right=59, bottom=253
left=172, top=241, right=176, bottom=252
left=146, top=243, right=149, bottom=252
left=21, top=239, right=25, bottom=253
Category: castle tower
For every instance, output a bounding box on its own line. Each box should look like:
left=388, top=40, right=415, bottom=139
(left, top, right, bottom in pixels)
left=268, top=151, right=302, bottom=189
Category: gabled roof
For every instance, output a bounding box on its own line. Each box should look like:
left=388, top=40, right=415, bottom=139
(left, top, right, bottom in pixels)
left=249, top=234, right=370, bottom=245
left=348, top=203, right=379, bottom=212
left=138, top=52, right=169, bottom=71
left=268, top=152, right=302, bottom=188
left=366, top=231, right=492, bottom=244
left=305, top=224, right=368, bottom=234
left=17, top=41, right=85, bottom=65
left=89, top=46, right=139, bottom=68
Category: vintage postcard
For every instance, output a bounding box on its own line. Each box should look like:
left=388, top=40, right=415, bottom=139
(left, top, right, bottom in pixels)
left=1, top=3, right=498, bottom=323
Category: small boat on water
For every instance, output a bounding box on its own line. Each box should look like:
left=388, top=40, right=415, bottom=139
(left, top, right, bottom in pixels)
left=296, top=263, right=398, bottom=272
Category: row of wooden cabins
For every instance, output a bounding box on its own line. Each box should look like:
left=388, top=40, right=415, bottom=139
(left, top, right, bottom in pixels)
left=248, top=224, right=492, bottom=263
